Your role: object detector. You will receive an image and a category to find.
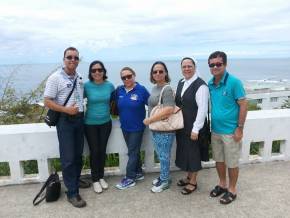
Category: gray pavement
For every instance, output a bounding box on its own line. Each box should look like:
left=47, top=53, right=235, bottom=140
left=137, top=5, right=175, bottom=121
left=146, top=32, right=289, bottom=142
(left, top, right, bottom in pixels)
left=0, top=161, right=289, bottom=218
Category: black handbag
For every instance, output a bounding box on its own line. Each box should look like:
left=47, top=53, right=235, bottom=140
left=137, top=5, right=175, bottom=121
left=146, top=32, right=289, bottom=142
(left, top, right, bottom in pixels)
left=44, top=78, right=77, bottom=127
left=110, top=86, right=120, bottom=116
left=33, top=172, right=61, bottom=206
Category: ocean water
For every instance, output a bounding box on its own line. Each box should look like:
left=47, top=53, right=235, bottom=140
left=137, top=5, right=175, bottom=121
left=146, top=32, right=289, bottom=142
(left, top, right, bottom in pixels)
left=0, top=58, right=290, bottom=95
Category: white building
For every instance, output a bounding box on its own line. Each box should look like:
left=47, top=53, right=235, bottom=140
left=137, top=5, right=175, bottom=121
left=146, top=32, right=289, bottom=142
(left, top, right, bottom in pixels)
left=247, top=88, right=290, bottom=110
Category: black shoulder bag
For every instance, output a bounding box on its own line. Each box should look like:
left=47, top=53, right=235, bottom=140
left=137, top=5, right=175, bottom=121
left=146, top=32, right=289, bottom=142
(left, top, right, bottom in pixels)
left=44, top=78, right=77, bottom=127
left=33, top=172, right=61, bottom=206
left=110, top=86, right=121, bottom=116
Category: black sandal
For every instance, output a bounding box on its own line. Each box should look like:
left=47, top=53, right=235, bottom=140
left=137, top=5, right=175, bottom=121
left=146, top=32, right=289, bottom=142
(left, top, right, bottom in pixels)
left=210, top=185, right=227, bottom=197
left=220, top=191, right=237, bottom=204
left=177, top=176, right=190, bottom=186
left=181, top=183, right=197, bottom=195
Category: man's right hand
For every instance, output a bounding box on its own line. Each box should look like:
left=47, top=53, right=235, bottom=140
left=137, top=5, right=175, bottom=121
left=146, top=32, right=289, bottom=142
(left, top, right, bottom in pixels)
left=64, top=104, right=79, bottom=115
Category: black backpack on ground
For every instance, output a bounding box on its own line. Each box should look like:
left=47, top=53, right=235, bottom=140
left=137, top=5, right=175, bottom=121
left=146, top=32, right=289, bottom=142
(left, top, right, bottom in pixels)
left=33, top=172, right=61, bottom=206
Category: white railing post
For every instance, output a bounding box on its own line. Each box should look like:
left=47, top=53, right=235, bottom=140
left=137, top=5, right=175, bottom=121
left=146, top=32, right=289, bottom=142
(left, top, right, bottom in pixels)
left=9, top=160, right=23, bottom=184
left=37, top=158, right=50, bottom=182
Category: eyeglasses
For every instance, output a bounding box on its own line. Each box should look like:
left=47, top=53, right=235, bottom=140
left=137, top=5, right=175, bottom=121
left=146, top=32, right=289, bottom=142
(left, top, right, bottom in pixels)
left=209, top=62, right=223, bottom=68
left=121, top=74, right=133, bottom=81
left=65, top=56, right=79, bottom=61
left=152, top=70, right=164, bottom=75
left=91, top=68, right=103, bottom=73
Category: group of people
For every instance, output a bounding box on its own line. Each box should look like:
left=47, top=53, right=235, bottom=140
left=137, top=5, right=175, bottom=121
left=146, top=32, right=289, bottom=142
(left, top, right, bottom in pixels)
left=44, top=47, right=247, bottom=208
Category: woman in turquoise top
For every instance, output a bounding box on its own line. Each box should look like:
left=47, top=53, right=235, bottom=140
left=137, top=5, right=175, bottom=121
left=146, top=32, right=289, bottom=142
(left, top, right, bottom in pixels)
left=84, top=60, right=114, bottom=194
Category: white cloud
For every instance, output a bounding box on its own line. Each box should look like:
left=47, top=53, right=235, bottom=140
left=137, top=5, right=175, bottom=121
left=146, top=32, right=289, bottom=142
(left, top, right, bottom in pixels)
left=0, top=0, right=289, bottom=63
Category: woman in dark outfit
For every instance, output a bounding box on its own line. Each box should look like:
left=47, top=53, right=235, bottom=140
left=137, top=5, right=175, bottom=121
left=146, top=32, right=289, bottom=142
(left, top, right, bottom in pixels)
left=175, top=57, right=209, bottom=194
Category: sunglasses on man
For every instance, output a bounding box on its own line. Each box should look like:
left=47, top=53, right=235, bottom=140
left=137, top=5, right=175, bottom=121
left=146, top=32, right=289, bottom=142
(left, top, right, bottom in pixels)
left=209, top=63, right=223, bottom=68
left=65, top=56, right=79, bottom=61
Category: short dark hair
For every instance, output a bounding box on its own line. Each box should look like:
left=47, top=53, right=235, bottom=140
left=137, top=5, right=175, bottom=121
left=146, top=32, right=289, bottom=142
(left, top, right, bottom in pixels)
left=208, top=51, right=227, bottom=65
left=120, top=67, right=136, bottom=76
left=181, top=57, right=196, bottom=66
left=63, top=47, right=79, bottom=58
left=150, top=61, right=171, bottom=84
left=88, top=60, right=108, bottom=81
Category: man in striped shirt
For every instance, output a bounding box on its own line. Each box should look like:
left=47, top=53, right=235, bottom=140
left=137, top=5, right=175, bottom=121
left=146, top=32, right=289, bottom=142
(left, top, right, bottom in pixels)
left=44, top=47, right=86, bottom=208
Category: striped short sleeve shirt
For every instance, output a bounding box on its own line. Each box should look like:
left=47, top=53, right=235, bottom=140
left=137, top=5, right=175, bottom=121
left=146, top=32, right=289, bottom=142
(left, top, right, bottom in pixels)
left=44, top=68, right=84, bottom=112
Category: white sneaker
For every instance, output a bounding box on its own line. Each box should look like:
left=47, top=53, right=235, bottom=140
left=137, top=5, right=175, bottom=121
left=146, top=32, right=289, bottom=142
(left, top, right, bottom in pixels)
left=93, top=182, right=103, bottom=193
left=151, top=180, right=170, bottom=193
left=99, top=178, right=108, bottom=189
left=152, top=177, right=161, bottom=186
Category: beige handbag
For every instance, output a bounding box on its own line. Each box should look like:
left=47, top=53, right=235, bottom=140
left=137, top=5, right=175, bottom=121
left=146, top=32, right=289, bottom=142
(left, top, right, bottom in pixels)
left=149, top=85, right=184, bottom=131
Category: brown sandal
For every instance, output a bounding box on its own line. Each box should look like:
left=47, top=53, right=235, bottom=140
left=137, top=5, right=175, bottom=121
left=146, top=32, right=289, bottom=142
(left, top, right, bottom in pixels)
left=181, top=183, right=197, bottom=195
left=177, top=176, right=190, bottom=186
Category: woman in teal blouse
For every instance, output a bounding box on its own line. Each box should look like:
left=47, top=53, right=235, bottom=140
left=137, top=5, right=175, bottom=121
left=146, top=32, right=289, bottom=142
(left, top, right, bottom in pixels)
left=84, top=60, right=114, bottom=194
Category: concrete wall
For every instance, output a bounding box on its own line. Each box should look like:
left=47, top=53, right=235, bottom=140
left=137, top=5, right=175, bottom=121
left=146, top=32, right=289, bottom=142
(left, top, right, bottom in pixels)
left=1, top=109, right=290, bottom=186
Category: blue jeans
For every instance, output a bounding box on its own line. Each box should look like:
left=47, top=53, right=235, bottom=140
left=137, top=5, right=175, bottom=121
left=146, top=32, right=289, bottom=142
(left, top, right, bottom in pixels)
left=122, top=130, right=144, bottom=180
left=152, top=132, right=175, bottom=181
left=56, top=115, right=84, bottom=198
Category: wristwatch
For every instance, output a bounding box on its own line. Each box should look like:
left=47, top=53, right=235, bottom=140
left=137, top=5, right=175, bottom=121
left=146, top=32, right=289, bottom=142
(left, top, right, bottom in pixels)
left=238, top=123, right=244, bottom=128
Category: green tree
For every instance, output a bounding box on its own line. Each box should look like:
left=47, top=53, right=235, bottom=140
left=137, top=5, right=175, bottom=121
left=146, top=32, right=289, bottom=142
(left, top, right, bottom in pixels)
left=281, top=99, right=290, bottom=109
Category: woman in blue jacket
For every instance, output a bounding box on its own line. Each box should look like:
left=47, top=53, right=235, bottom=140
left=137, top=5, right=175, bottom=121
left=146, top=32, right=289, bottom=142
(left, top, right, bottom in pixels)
left=115, top=67, right=150, bottom=190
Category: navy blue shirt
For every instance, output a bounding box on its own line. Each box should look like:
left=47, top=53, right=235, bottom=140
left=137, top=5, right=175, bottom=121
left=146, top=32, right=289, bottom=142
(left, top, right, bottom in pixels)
left=117, top=83, right=150, bottom=132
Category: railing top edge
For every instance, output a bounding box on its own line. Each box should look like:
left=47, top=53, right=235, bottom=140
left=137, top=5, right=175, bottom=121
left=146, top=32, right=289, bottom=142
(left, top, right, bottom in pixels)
left=0, top=120, right=121, bottom=134
left=247, top=109, right=290, bottom=119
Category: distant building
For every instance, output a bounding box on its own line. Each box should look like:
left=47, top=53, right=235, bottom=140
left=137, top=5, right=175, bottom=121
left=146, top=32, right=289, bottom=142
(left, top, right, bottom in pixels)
left=247, top=88, right=290, bottom=109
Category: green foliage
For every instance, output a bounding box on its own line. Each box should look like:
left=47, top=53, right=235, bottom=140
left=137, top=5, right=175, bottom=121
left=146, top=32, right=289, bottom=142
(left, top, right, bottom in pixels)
left=281, top=99, right=290, bottom=109
left=250, top=142, right=261, bottom=155
left=49, top=158, right=62, bottom=172
left=22, top=160, right=38, bottom=174
left=0, top=162, right=10, bottom=176
left=105, top=154, right=119, bottom=167
left=250, top=141, right=281, bottom=155
left=247, top=101, right=261, bottom=111
left=0, top=67, right=54, bottom=125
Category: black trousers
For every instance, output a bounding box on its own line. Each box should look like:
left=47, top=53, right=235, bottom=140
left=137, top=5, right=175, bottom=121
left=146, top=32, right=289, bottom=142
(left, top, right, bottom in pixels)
left=84, top=121, right=112, bottom=182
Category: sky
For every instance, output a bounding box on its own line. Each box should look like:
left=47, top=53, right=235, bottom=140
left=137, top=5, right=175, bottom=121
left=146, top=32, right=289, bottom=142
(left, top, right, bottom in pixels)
left=0, top=0, right=290, bottom=64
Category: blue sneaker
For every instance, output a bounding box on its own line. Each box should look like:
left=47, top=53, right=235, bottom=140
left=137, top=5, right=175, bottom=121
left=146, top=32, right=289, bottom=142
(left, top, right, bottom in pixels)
left=116, top=177, right=136, bottom=190
left=135, top=173, right=144, bottom=181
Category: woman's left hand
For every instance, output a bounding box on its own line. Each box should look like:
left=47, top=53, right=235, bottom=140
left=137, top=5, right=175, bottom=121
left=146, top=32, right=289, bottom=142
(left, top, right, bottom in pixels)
left=190, top=132, right=198, bottom=141
left=143, top=118, right=151, bottom=125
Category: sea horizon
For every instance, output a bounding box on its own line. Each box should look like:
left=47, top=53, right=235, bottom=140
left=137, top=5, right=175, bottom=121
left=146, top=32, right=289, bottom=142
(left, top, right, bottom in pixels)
left=1, top=58, right=290, bottom=95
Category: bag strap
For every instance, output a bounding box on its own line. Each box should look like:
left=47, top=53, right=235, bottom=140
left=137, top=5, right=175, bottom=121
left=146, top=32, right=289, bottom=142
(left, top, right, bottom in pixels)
left=157, top=84, right=171, bottom=105
left=33, top=176, right=51, bottom=206
left=63, top=77, right=78, bottom=106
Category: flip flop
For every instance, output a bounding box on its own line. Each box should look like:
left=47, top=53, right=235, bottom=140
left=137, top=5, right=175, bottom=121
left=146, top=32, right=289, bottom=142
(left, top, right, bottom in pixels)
left=220, top=191, right=237, bottom=204
left=210, top=185, right=228, bottom=197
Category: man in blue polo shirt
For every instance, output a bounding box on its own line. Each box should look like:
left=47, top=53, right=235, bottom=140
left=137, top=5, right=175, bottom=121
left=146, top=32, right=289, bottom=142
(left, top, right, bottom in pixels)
left=208, top=51, right=247, bottom=205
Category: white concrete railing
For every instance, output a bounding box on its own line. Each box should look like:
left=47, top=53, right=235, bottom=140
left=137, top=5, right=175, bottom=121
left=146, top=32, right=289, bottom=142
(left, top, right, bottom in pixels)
left=0, top=109, right=290, bottom=186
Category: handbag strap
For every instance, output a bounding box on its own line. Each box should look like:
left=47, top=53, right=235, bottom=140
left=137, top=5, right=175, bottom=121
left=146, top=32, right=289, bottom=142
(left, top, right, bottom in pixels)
left=63, top=77, right=78, bottom=106
left=157, top=84, right=171, bottom=105
left=33, top=176, right=51, bottom=206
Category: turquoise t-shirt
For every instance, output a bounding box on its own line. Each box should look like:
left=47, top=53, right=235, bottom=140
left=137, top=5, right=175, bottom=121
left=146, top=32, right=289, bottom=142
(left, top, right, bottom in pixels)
left=84, top=80, right=114, bottom=125
left=208, top=72, right=246, bottom=134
